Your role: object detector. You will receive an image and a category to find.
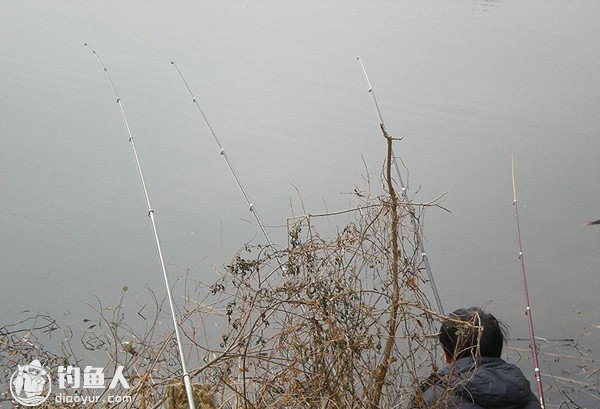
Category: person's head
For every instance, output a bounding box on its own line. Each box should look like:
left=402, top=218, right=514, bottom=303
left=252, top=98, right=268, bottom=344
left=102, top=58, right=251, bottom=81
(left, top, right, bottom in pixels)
left=439, top=307, right=507, bottom=362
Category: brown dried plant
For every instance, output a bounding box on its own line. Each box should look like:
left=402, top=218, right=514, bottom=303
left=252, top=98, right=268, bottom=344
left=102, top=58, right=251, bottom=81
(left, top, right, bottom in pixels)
left=202, top=124, right=445, bottom=408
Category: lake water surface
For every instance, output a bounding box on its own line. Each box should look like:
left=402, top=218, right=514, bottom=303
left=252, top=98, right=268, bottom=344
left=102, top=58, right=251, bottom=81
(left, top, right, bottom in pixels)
left=1, top=1, right=599, bottom=404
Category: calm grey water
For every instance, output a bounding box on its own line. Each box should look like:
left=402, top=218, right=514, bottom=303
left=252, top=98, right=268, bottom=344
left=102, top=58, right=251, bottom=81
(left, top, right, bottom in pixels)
left=1, top=0, right=599, bottom=402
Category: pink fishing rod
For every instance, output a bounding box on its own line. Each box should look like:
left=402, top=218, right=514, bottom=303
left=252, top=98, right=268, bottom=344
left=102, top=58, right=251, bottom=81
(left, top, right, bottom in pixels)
left=511, top=153, right=546, bottom=409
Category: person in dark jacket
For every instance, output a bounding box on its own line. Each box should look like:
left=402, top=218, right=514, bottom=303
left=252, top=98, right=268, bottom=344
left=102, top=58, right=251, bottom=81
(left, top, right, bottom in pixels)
left=412, top=307, right=541, bottom=409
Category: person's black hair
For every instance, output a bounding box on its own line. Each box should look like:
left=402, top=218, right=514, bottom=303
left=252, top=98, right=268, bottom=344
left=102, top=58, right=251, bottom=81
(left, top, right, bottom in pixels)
left=439, top=307, right=507, bottom=359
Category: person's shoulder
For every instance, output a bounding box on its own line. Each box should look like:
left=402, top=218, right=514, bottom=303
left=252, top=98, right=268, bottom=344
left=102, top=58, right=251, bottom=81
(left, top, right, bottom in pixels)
left=467, top=357, right=541, bottom=409
left=474, top=357, right=531, bottom=386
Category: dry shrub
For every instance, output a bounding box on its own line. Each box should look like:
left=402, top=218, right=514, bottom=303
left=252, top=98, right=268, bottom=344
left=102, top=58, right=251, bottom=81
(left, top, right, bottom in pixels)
left=202, top=126, right=445, bottom=408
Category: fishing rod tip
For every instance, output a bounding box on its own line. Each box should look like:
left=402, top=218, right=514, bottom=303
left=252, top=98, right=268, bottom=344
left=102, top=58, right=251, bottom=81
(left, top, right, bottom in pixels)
left=83, top=43, right=87, bottom=47
left=170, top=60, right=175, bottom=65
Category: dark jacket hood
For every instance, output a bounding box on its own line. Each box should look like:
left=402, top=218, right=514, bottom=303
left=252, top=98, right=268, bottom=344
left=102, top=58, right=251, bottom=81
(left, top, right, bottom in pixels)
left=437, top=356, right=536, bottom=408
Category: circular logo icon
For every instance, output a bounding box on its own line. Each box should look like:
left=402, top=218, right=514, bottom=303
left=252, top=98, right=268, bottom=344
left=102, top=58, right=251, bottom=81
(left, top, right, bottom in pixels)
left=10, top=359, right=52, bottom=407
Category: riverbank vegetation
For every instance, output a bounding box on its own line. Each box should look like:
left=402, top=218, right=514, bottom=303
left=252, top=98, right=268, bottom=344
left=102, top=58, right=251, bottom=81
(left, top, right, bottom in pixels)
left=2, top=126, right=597, bottom=408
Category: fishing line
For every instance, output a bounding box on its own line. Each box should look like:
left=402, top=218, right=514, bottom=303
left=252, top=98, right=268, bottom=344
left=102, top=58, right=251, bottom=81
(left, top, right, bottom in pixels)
left=511, top=153, right=546, bottom=408
left=356, top=57, right=445, bottom=315
left=84, top=44, right=196, bottom=409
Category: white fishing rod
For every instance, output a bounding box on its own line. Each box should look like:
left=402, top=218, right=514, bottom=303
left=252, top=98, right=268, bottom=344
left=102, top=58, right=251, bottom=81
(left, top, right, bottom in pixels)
left=170, top=61, right=285, bottom=274
left=170, top=62, right=291, bottom=406
left=511, top=153, right=546, bottom=408
left=84, top=44, right=196, bottom=409
left=356, top=57, right=444, bottom=315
